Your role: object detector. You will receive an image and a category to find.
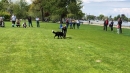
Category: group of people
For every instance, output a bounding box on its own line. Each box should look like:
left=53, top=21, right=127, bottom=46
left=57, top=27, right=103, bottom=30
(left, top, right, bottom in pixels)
left=11, top=15, right=40, bottom=28
left=65, top=18, right=81, bottom=29
left=103, top=17, right=122, bottom=34
left=11, top=15, right=27, bottom=28
left=59, top=18, right=81, bottom=38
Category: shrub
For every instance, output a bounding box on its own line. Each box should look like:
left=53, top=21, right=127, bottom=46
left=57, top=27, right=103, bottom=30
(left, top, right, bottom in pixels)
left=50, top=15, right=60, bottom=23
left=0, top=11, right=11, bottom=21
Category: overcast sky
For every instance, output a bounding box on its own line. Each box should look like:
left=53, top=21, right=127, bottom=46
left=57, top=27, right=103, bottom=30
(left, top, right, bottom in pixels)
left=82, top=0, right=130, bottom=17
left=12, top=0, right=130, bottom=18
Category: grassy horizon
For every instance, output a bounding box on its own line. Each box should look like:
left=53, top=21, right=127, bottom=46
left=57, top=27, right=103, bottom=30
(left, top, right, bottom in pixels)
left=0, top=21, right=130, bottom=73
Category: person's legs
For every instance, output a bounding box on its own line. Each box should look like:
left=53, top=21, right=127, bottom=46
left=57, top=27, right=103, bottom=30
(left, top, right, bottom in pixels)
left=120, top=26, right=122, bottom=33
left=103, top=24, right=105, bottom=30
left=73, top=23, right=75, bottom=29
left=77, top=24, right=79, bottom=29
left=37, top=21, right=39, bottom=27
left=63, top=32, right=66, bottom=38
left=31, top=22, right=33, bottom=27
left=117, top=29, right=119, bottom=34
left=60, top=24, right=62, bottom=29
left=77, top=23, right=79, bottom=29
left=70, top=23, right=72, bottom=29
left=36, top=21, right=38, bottom=27
left=14, top=21, right=16, bottom=25
left=28, top=22, right=30, bottom=27
left=111, top=26, right=113, bottom=31
left=105, top=25, right=107, bottom=31
left=112, top=26, right=113, bottom=31
left=118, top=29, right=120, bottom=34
left=66, top=23, right=69, bottom=28
left=106, top=25, right=108, bottom=31
left=12, top=21, right=15, bottom=27
left=38, top=21, right=40, bottom=27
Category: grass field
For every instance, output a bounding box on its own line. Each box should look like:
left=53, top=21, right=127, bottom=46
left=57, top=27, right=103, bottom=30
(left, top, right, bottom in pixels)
left=0, top=21, right=130, bottom=73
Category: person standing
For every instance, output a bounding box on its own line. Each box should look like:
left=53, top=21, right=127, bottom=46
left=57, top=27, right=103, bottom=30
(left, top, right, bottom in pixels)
left=72, top=19, right=76, bottom=29
left=69, top=19, right=73, bottom=29
left=118, top=17, right=122, bottom=33
left=27, top=16, right=33, bottom=27
left=36, top=17, right=40, bottom=27
left=11, top=14, right=16, bottom=27
left=59, top=21, right=63, bottom=29
left=117, top=24, right=120, bottom=34
left=66, top=18, right=69, bottom=28
left=109, top=20, right=114, bottom=31
left=103, top=18, right=109, bottom=31
left=62, top=25, right=67, bottom=38
left=89, top=20, right=90, bottom=24
left=76, top=19, right=80, bottom=29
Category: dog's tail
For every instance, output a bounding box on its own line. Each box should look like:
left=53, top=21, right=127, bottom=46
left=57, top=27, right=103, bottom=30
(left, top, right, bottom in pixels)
left=52, top=30, right=55, bottom=34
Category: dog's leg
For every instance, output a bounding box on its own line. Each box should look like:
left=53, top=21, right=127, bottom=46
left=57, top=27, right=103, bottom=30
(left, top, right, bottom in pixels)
left=54, top=36, right=56, bottom=39
left=60, top=36, right=62, bottom=39
left=58, top=35, right=59, bottom=39
left=63, top=33, right=66, bottom=39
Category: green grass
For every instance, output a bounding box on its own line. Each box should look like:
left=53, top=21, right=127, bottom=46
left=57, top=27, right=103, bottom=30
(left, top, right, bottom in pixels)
left=0, top=21, right=130, bottom=73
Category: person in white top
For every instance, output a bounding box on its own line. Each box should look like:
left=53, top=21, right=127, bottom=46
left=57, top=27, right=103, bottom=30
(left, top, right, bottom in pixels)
left=36, top=17, right=40, bottom=27
left=11, top=14, right=16, bottom=27
left=76, top=19, right=80, bottom=29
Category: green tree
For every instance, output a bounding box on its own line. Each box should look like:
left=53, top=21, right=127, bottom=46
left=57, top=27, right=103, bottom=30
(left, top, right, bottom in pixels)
left=30, top=0, right=50, bottom=21
left=87, top=15, right=96, bottom=20
left=121, top=14, right=128, bottom=21
left=0, top=0, right=11, bottom=20
left=12, top=0, right=29, bottom=19
left=0, top=11, right=11, bottom=20
left=29, top=0, right=83, bottom=22
left=0, top=0, right=10, bottom=12
left=97, top=14, right=104, bottom=20
left=114, top=14, right=121, bottom=21
left=67, top=0, right=83, bottom=19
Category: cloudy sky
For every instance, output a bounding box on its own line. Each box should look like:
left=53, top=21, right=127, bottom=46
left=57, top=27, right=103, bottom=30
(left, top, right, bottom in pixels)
left=82, top=0, right=130, bottom=17
left=12, top=0, right=130, bottom=17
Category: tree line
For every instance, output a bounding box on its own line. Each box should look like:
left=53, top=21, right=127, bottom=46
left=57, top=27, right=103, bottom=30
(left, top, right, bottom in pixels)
left=0, top=0, right=85, bottom=22
left=0, top=0, right=129, bottom=22
left=85, top=14, right=130, bottom=22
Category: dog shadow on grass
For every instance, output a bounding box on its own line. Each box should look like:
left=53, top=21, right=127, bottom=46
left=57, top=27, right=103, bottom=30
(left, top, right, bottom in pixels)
left=55, top=37, right=72, bottom=39
left=65, top=37, right=72, bottom=39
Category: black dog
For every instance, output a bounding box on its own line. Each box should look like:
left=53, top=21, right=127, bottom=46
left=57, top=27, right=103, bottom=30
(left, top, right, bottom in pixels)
left=52, top=30, right=65, bottom=39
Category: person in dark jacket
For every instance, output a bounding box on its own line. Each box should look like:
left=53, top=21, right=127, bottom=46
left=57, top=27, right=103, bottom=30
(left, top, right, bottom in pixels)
left=103, top=18, right=109, bottom=31
left=72, top=19, right=76, bottom=29
left=118, top=17, right=122, bottom=33
left=109, top=20, right=114, bottom=31
left=66, top=18, right=69, bottom=28
left=27, top=16, right=33, bottom=27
